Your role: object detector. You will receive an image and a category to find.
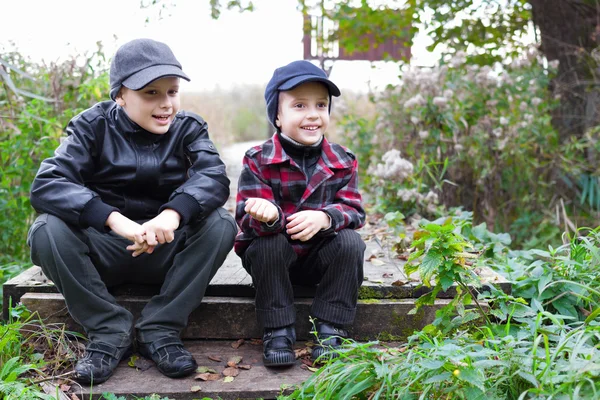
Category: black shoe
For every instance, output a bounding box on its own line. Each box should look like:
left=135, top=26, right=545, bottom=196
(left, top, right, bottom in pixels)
left=263, top=325, right=296, bottom=367
left=74, top=341, right=132, bottom=384
left=138, top=336, right=197, bottom=378
left=312, top=321, right=348, bottom=361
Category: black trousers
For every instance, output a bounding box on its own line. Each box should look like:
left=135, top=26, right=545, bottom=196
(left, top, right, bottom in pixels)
left=28, top=208, right=237, bottom=347
left=242, top=229, right=365, bottom=329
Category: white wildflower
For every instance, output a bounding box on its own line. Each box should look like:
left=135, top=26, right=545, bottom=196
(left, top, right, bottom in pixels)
left=519, top=102, right=528, bottom=112
left=524, top=114, right=534, bottom=123
left=454, top=144, right=464, bottom=152
left=410, top=116, right=420, bottom=125
left=492, top=128, right=503, bottom=137
left=531, top=97, right=542, bottom=106
left=418, top=130, right=429, bottom=139
left=548, top=59, right=559, bottom=69
left=432, top=96, right=448, bottom=107
left=424, top=191, right=439, bottom=204
left=404, top=94, right=425, bottom=109
left=370, top=149, right=414, bottom=182
left=443, top=89, right=454, bottom=98
left=499, top=117, right=509, bottom=126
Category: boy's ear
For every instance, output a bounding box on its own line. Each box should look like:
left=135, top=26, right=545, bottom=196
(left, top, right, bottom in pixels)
left=115, top=88, right=125, bottom=106
left=275, top=118, right=281, bottom=128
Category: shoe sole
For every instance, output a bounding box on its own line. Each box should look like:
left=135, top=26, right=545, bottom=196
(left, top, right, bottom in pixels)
left=263, top=352, right=296, bottom=367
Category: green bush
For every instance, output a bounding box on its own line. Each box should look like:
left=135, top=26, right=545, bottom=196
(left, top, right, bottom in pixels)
left=0, top=44, right=109, bottom=281
left=341, top=48, right=598, bottom=248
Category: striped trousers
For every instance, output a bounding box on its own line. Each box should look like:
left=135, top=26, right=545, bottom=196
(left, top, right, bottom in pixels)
left=242, top=229, right=365, bottom=328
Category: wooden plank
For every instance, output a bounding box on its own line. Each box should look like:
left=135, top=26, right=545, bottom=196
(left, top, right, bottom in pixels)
left=20, top=293, right=451, bottom=341
left=72, top=340, right=313, bottom=400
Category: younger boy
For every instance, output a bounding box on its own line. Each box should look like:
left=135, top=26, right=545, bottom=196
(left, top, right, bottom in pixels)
left=235, top=60, right=366, bottom=366
left=28, top=38, right=237, bottom=383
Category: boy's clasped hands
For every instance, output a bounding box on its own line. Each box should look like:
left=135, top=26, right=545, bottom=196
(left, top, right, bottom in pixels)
left=106, top=209, right=181, bottom=257
left=244, top=197, right=330, bottom=241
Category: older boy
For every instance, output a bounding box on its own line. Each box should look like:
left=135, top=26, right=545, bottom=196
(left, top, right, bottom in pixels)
left=28, top=38, right=237, bottom=383
left=235, top=60, right=366, bottom=366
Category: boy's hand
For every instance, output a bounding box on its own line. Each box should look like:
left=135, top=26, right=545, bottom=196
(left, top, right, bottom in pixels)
left=286, top=211, right=330, bottom=242
left=141, top=209, right=181, bottom=246
left=106, top=212, right=153, bottom=257
left=106, top=211, right=146, bottom=243
left=245, top=198, right=279, bottom=224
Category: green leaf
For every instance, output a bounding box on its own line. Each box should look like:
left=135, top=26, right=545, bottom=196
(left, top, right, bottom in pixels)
left=420, top=249, right=444, bottom=283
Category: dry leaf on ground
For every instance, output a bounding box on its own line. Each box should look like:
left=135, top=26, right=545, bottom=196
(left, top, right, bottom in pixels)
left=231, top=339, right=245, bottom=349
left=237, top=364, right=252, bottom=370
left=195, top=373, right=221, bottom=381
left=223, top=376, right=235, bottom=383
left=196, top=366, right=218, bottom=374
left=190, top=385, right=202, bottom=392
left=208, top=355, right=222, bottom=362
left=227, top=356, right=243, bottom=367
left=222, top=367, right=240, bottom=377
left=294, top=348, right=310, bottom=359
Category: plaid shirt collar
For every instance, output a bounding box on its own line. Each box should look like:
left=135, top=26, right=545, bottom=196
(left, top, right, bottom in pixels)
left=261, top=133, right=354, bottom=170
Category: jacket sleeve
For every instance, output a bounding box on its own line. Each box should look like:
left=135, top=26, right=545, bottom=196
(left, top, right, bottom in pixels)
left=321, top=158, right=366, bottom=231
left=160, top=119, right=230, bottom=225
left=235, top=152, right=285, bottom=236
left=30, top=116, right=118, bottom=231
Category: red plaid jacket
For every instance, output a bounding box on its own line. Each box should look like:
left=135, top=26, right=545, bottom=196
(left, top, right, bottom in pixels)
left=234, top=134, right=365, bottom=257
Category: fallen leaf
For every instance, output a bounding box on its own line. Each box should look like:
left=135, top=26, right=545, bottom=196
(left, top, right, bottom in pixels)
left=222, top=367, right=240, bottom=377
left=227, top=356, right=243, bottom=367
left=127, top=355, right=139, bottom=368
left=194, top=373, right=221, bottom=381
left=382, top=273, right=394, bottom=278
left=190, top=385, right=202, bottom=392
left=208, top=355, right=222, bottom=362
left=300, top=358, right=314, bottom=367
left=60, top=384, right=71, bottom=392
left=370, top=258, right=385, bottom=266
left=370, top=279, right=384, bottom=284
left=237, top=364, right=252, bottom=370
left=391, top=280, right=407, bottom=287
left=70, top=395, right=80, bottom=400
left=307, top=366, right=319, bottom=372
left=223, top=376, right=234, bottom=383
left=231, top=338, right=245, bottom=349
left=196, top=366, right=218, bottom=374
left=249, top=338, right=262, bottom=346
left=294, top=348, right=310, bottom=359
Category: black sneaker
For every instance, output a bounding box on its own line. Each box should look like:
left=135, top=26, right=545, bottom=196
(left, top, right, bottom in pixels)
left=138, top=336, right=197, bottom=378
left=74, top=341, right=132, bottom=384
left=312, top=321, right=348, bottom=362
left=263, top=325, right=296, bottom=367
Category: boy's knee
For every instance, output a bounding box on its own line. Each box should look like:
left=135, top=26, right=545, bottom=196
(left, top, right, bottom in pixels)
left=335, top=229, right=365, bottom=254
left=28, top=214, right=74, bottom=263
left=201, top=208, right=237, bottom=238
left=247, top=233, right=289, bottom=254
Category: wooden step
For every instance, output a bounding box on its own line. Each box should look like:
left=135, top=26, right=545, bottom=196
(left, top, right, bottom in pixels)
left=69, top=339, right=314, bottom=400
left=19, top=292, right=454, bottom=341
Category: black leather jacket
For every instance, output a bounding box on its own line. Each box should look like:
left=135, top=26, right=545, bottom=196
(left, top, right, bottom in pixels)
left=30, top=101, right=230, bottom=231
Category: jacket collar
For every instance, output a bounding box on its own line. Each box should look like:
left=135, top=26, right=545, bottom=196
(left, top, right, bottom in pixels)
left=111, top=102, right=167, bottom=143
left=261, top=133, right=353, bottom=169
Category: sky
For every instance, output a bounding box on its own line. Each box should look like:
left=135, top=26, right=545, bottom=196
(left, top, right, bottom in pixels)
left=2, top=0, right=440, bottom=93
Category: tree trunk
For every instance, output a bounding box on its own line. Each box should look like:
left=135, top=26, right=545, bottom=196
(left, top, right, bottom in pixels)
left=529, top=0, right=600, bottom=140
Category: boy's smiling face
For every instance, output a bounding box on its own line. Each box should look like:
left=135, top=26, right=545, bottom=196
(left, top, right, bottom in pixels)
left=276, top=82, right=330, bottom=145
left=116, top=77, right=180, bottom=135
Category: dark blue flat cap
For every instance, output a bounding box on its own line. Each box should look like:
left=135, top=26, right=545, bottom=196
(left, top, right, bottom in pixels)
left=109, top=38, right=190, bottom=100
left=265, top=60, right=341, bottom=129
